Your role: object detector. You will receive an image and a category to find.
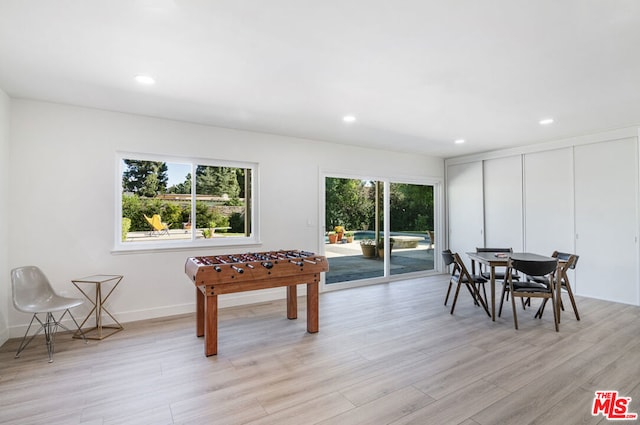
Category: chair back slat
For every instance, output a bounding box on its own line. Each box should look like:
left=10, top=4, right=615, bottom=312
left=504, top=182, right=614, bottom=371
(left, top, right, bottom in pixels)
left=553, top=251, right=579, bottom=269
left=505, top=258, right=560, bottom=332
left=509, top=258, right=557, bottom=277
left=441, top=249, right=455, bottom=267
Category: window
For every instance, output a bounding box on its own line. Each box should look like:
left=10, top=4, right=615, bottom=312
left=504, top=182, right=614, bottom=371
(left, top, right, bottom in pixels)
left=116, top=153, right=258, bottom=250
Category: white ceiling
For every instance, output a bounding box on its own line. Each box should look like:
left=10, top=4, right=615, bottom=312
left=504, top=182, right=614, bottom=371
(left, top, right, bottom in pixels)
left=1, top=1, right=639, bottom=158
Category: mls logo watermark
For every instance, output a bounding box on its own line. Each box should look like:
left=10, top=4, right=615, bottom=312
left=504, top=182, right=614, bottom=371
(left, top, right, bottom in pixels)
left=592, top=391, right=638, bottom=420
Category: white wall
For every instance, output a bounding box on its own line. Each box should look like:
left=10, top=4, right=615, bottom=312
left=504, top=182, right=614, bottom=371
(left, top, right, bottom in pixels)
left=0, top=90, right=9, bottom=346
left=7, top=99, right=443, bottom=337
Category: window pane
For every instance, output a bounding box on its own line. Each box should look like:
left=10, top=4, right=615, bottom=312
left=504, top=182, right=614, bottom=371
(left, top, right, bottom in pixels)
left=121, top=159, right=192, bottom=242
left=389, top=183, right=434, bottom=275
left=324, top=178, right=384, bottom=284
left=194, top=165, right=251, bottom=239
left=119, top=156, right=255, bottom=247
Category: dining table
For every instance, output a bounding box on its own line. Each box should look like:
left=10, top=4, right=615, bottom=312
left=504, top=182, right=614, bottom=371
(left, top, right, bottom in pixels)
left=466, top=251, right=560, bottom=321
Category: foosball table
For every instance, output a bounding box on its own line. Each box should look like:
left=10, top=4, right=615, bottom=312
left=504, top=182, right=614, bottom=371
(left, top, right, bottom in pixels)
left=184, top=250, right=329, bottom=356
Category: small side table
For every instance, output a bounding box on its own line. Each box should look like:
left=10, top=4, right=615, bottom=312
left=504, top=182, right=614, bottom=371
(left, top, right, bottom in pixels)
left=72, top=274, right=124, bottom=340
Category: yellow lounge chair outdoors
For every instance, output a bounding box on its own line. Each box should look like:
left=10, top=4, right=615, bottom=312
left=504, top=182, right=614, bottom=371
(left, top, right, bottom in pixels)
left=144, top=214, right=170, bottom=236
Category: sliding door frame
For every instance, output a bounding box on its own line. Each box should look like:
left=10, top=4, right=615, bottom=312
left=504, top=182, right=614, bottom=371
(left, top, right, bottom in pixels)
left=320, top=169, right=443, bottom=292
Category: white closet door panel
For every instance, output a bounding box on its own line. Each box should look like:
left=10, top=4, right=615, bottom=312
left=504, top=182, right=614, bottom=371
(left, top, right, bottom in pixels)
left=574, top=138, right=639, bottom=305
left=447, top=161, right=484, bottom=264
left=483, top=156, right=523, bottom=250
left=523, top=148, right=574, bottom=256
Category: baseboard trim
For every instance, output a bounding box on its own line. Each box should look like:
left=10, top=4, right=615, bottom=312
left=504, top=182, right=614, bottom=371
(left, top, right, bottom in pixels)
left=7, top=287, right=293, bottom=338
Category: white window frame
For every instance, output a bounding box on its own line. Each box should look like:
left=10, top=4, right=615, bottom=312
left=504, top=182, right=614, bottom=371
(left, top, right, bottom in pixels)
left=114, top=152, right=260, bottom=252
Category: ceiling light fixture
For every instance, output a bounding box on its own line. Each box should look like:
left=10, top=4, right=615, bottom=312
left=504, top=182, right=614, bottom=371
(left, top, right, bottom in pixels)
left=343, top=115, right=356, bottom=123
left=454, top=139, right=465, bottom=144
left=135, top=74, right=156, bottom=85
left=539, top=118, right=554, bottom=125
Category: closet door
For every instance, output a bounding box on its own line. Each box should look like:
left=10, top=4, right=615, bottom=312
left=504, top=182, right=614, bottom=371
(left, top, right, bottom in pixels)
left=523, top=148, right=574, bottom=255
left=483, top=156, right=523, bottom=251
left=574, top=138, right=639, bottom=305
left=447, top=161, right=484, bottom=264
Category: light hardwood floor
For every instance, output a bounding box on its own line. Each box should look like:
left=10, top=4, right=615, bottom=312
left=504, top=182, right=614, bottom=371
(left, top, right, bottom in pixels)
left=1, top=274, right=639, bottom=425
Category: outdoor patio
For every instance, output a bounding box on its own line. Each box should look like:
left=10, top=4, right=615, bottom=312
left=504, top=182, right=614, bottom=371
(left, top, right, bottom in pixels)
left=324, top=239, right=435, bottom=284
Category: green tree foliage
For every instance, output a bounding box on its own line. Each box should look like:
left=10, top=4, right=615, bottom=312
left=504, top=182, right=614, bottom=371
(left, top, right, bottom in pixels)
left=122, top=160, right=168, bottom=197
left=389, top=183, right=434, bottom=231
left=196, top=166, right=240, bottom=197
left=121, top=217, right=131, bottom=241
left=194, top=201, right=215, bottom=229
left=209, top=208, right=230, bottom=232
left=162, top=202, right=184, bottom=229
left=229, top=212, right=245, bottom=233
left=122, top=194, right=145, bottom=231
left=236, top=169, right=247, bottom=199
left=325, top=178, right=434, bottom=233
left=325, top=178, right=374, bottom=230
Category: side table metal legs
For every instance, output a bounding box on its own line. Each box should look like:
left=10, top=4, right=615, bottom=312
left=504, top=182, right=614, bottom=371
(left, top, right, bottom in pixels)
left=72, top=275, right=124, bottom=340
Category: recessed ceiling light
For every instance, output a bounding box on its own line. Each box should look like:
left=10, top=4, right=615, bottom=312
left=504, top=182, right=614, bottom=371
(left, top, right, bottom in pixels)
left=454, top=139, right=465, bottom=144
left=343, top=115, right=356, bottom=123
left=135, top=75, right=156, bottom=85
left=539, top=118, right=554, bottom=125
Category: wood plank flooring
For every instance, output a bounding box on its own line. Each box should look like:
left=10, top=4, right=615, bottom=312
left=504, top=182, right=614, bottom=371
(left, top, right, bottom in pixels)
left=1, top=274, right=638, bottom=424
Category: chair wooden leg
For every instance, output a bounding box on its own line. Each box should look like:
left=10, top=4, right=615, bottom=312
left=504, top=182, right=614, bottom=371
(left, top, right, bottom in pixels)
left=511, top=291, right=519, bottom=330
left=481, top=283, right=488, bottom=308
left=444, top=281, right=453, bottom=306
left=551, top=293, right=559, bottom=332
left=498, top=283, right=507, bottom=317
left=475, top=284, right=491, bottom=317
left=564, top=284, right=580, bottom=320
left=535, top=298, right=547, bottom=319
left=450, top=282, right=463, bottom=314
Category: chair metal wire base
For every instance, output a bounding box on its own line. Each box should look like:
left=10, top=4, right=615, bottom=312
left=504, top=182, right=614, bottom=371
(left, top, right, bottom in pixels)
left=15, top=309, right=87, bottom=363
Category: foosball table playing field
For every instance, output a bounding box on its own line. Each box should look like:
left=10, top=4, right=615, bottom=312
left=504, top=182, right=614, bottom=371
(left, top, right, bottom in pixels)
left=184, top=250, right=329, bottom=356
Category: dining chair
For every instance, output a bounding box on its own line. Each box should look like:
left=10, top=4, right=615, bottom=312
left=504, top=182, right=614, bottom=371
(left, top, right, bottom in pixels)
left=12, top=266, right=87, bottom=362
left=442, top=250, right=490, bottom=316
left=475, top=248, right=523, bottom=317
left=505, top=257, right=559, bottom=331
left=530, top=251, right=580, bottom=321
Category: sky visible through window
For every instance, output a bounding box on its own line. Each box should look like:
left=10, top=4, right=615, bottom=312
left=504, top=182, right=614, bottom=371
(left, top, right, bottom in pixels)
left=167, top=163, right=190, bottom=187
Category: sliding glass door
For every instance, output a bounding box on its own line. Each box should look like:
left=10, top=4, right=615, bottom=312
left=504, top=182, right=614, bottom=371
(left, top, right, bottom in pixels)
left=324, top=178, right=384, bottom=283
left=324, top=176, right=435, bottom=285
left=389, top=183, right=435, bottom=276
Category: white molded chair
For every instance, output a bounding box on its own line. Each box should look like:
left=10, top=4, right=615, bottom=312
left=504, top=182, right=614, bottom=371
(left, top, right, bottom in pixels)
left=11, top=266, right=87, bottom=362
